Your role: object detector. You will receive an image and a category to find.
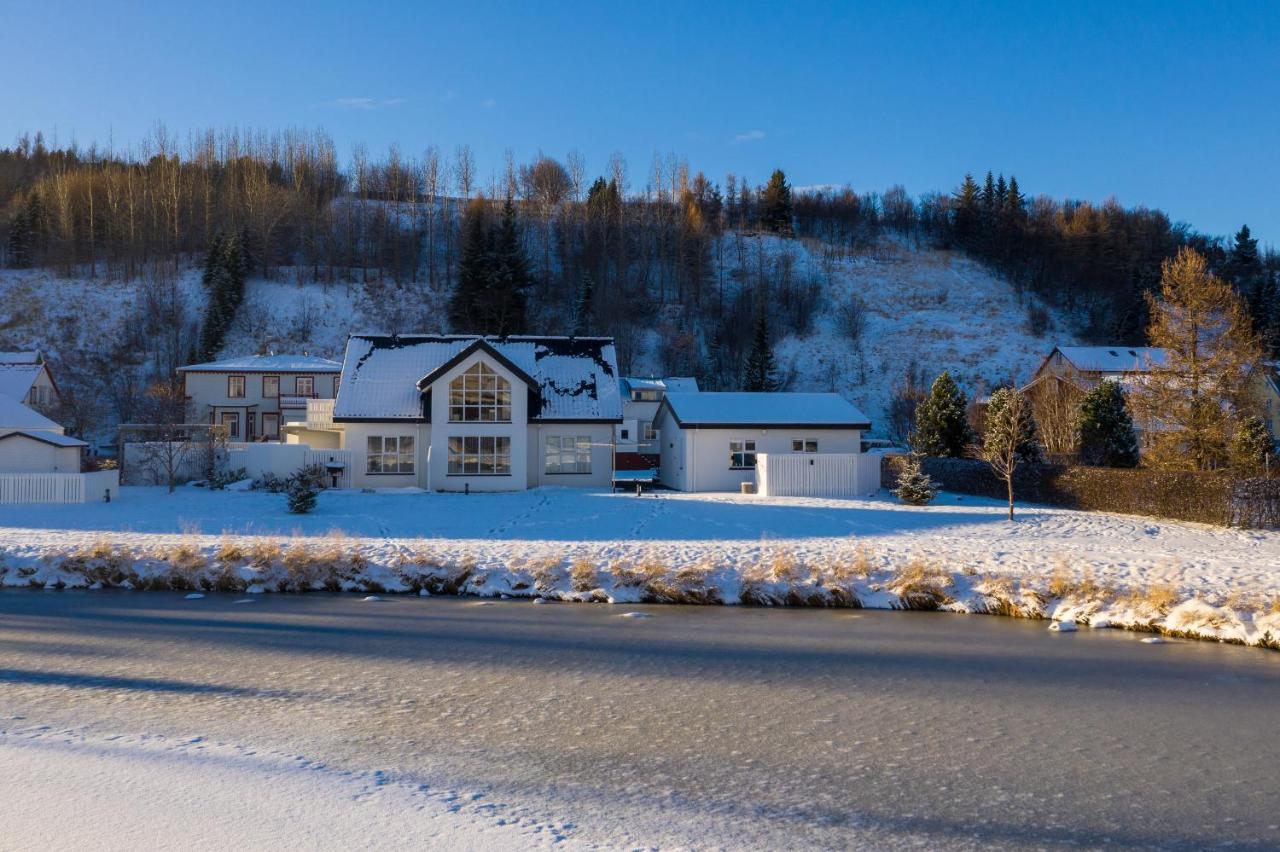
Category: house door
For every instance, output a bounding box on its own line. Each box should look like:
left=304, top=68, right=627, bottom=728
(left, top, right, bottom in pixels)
left=246, top=413, right=256, bottom=442
left=262, top=413, right=279, bottom=440
left=220, top=412, right=239, bottom=440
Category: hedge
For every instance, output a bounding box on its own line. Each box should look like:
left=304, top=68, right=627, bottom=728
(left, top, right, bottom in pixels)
left=882, top=455, right=1280, bottom=529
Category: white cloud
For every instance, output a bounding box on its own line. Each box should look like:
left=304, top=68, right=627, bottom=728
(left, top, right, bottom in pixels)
left=329, top=97, right=404, bottom=110
left=732, top=129, right=766, bottom=144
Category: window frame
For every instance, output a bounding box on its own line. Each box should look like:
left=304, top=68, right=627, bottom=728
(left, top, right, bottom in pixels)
left=262, top=375, right=279, bottom=399
left=448, top=362, right=512, bottom=423
left=545, top=435, right=592, bottom=474
left=295, top=375, right=315, bottom=397
left=447, top=435, right=512, bottom=476
left=729, top=438, right=757, bottom=469
left=220, top=411, right=240, bottom=439
left=261, top=413, right=280, bottom=438
left=642, top=421, right=658, bottom=441
left=366, top=435, right=415, bottom=475
left=227, top=375, right=246, bottom=399
left=791, top=438, right=819, bottom=453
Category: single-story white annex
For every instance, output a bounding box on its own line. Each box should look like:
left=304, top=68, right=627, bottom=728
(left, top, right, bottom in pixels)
left=0, top=393, right=85, bottom=473
left=654, top=392, right=872, bottom=492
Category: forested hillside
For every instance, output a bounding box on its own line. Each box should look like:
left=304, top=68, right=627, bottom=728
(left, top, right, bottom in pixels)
left=1, top=127, right=1276, bottom=440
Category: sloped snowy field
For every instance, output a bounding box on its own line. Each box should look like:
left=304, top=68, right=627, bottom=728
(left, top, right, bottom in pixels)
left=2, top=486, right=1277, bottom=647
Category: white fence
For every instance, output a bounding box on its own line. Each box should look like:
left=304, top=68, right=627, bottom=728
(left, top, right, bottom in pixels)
left=0, top=470, right=120, bottom=504
left=305, top=448, right=353, bottom=489
left=755, top=453, right=881, bottom=498
left=226, top=444, right=354, bottom=489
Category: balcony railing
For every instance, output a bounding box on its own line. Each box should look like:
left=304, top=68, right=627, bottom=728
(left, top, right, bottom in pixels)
left=279, top=394, right=318, bottom=409
left=305, top=398, right=335, bottom=429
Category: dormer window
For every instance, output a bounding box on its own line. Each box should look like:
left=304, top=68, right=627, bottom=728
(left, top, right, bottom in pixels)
left=449, top=362, right=512, bottom=422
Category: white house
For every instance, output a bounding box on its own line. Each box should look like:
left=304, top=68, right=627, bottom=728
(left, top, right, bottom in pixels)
left=615, top=376, right=698, bottom=462
left=653, top=392, right=871, bottom=492
left=286, top=334, right=623, bottom=491
left=0, top=351, right=61, bottom=414
left=178, top=354, right=342, bottom=442
left=0, top=393, right=85, bottom=473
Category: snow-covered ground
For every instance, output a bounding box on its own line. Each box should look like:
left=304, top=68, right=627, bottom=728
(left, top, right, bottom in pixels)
left=2, top=486, right=1277, bottom=647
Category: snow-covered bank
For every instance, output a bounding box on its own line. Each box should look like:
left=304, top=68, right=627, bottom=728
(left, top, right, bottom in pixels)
left=2, top=487, right=1278, bottom=648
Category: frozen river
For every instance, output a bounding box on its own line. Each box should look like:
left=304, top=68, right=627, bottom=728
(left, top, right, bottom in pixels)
left=2, top=591, right=1278, bottom=850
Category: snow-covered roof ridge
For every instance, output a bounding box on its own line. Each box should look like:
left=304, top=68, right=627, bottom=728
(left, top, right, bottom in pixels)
left=178, top=354, right=343, bottom=373
left=661, top=392, right=871, bottom=429
left=1054, top=345, right=1168, bottom=373
left=334, top=333, right=622, bottom=421
left=0, top=363, right=44, bottom=400
left=0, top=393, right=63, bottom=431
left=0, top=428, right=85, bottom=448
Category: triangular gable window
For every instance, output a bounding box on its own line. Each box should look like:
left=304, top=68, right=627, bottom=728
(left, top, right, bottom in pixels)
left=449, top=362, right=512, bottom=422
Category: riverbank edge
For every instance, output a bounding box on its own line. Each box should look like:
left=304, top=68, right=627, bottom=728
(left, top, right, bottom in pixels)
left=4, top=533, right=1277, bottom=651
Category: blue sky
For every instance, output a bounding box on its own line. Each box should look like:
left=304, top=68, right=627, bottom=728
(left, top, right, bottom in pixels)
left=5, top=1, right=1278, bottom=243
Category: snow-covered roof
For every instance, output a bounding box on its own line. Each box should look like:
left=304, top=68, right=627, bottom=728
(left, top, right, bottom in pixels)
left=1055, top=346, right=1168, bottom=373
left=0, top=393, right=63, bottom=431
left=178, top=354, right=342, bottom=373
left=0, top=428, right=85, bottom=448
left=620, top=376, right=700, bottom=396
left=0, top=351, right=40, bottom=364
left=0, top=364, right=43, bottom=399
left=660, top=392, right=871, bottom=429
left=334, top=335, right=622, bottom=422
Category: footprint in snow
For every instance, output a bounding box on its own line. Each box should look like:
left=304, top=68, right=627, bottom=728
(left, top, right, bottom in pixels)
left=183, top=593, right=205, bottom=600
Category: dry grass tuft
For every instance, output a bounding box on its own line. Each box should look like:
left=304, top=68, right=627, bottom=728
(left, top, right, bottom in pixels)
left=890, top=558, right=952, bottom=610
left=216, top=534, right=245, bottom=564
left=570, top=555, right=599, bottom=592
left=248, top=539, right=281, bottom=569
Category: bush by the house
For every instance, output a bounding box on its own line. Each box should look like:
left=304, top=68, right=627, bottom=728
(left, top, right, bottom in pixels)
left=286, top=477, right=318, bottom=514
left=1077, top=381, right=1139, bottom=468
left=207, top=467, right=249, bottom=490
left=893, top=454, right=938, bottom=505
left=253, top=471, right=288, bottom=493
left=1230, top=415, right=1274, bottom=476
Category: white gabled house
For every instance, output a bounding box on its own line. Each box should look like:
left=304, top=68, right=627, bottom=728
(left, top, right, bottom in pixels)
left=0, top=351, right=61, bottom=415
left=614, top=375, right=698, bottom=466
left=286, top=334, right=623, bottom=491
left=653, top=392, right=872, bottom=492
left=178, top=354, right=342, bottom=441
left=0, top=393, right=85, bottom=473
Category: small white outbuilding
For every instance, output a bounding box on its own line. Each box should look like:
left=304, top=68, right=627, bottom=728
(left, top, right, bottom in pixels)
left=653, top=392, right=872, bottom=493
left=0, top=393, right=84, bottom=473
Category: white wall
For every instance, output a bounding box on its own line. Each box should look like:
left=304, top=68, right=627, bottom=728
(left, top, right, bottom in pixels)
left=183, top=371, right=339, bottom=440
left=0, top=436, right=80, bottom=473
left=657, top=421, right=863, bottom=492
left=425, top=352, right=529, bottom=492
left=342, top=421, right=430, bottom=490
left=526, top=423, right=615, bottom=488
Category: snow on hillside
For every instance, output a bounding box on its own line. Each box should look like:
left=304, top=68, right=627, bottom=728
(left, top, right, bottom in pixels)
left=0, top=234, right=1073, bottom=436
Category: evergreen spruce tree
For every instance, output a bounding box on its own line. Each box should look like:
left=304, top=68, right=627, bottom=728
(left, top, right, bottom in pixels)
left=6, top=201, right=32, bottom=268
left=951, top=174, right=981, bottom=249
left=742, top=300, right=778, bottom=391
left=449, top=198, right=490, bottom=332
left=571, top=273, right=594, bottom=336
left=486, top=195, right=532, bottom=336
left=893, top=454, right=939, bottom=505
left=1229, top=415, right=1273, bottom=476
left=759, top=169, right=793, bottom=236
left=286, top=475, right=318, bottom=514
left=912, top=371, right=974, bottom=457
left=1076, top=381, right=1140, bottom=467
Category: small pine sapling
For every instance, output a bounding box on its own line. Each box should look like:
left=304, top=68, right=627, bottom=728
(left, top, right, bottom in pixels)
left=893, top=454, right=939, bottom=506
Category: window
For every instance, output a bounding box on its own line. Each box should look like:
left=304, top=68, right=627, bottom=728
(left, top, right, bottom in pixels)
left=296, top=376, right=315, bottom=396
left=791, top=439, right=818, bottom=453
left=263, top=375, right=279, bottom=398
left=333, top=376, right=341, bottom=397
left=449, top=362, right=511, bottom=422
left=367, top=436, right=415, bottom=474
left=448, top=436, right=511, bottom=475
left=729, top=439, right=757, bottom=469
left=620, top=428, right=630, bottom=440
left=545, top=436, right=591, bottom=474
left=221, top=412, right=239, bottom=439
left=262, top=413, right=279, bottom=438
left=642, top=421, right=658, bottom=441
left=631, top=389, right=661, bottom=402
left=227, top=375, right=246, bottom=398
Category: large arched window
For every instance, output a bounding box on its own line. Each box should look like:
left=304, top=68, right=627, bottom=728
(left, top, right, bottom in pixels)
left=449, top=362, right=512, bottom=422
